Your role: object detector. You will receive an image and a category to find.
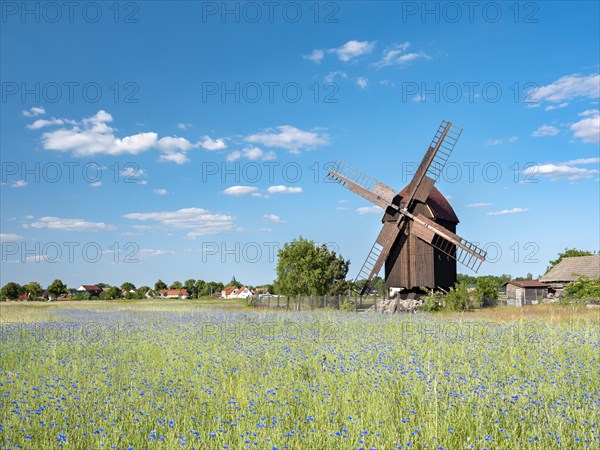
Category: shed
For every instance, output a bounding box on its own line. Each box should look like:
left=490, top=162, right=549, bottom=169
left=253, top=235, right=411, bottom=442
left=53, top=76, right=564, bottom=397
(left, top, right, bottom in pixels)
left=540, top=255, right=600, bottom=297
left=503, top=280, right=548, bottom=306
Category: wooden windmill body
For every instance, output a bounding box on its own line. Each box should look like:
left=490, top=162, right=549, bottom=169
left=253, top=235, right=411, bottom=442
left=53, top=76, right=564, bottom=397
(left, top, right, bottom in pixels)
left=326, top=120, right=486, bottom=296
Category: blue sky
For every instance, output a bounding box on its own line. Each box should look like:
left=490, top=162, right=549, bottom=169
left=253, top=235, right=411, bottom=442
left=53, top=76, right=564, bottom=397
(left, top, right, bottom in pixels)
left=1, top=1, right=599, bottom=288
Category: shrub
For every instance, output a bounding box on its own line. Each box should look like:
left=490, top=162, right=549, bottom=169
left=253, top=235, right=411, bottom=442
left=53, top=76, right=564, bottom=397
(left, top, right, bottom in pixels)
left=340, top=299, right=356, bottom=312
left=444, top=282, right=480, bottom=312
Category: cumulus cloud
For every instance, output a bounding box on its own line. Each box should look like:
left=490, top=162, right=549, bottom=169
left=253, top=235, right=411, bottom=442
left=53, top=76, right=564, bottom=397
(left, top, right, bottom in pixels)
left=356, top=77, right=369, bottom=89
left=303, top=49, right=325, bottom=63
left=22, top=106, right=45, bottom=117
left=226, top=147, right=276, bottom=162
left=356, top=206, right=383, bottom=215
left=329, top=40, right=376, bottom=62
left=153, top=188, right=168, bottom=195
left=222, top=186, right=262, bottom=197
left=245, top=125, right=329, bottom=154
left=324, top=71, right=347, bottom=84
left=263, top=214, right=284, bottom=223
left=266, top=185, right=302, bottom=194
left=28, top=216, right=115, bottom=231
left=11, top=180, right=27, bottom=188
left=373, top=42, right=430, bottom=69
left=532, top=124, right=559, bottom=137
left=0, top=233, right=24, bottom=243
left=532, top=73, right=599, bottom=104
left=570, top=109, right=599, bottom=143
left=30, top=109, right=226, bottom=163
left=486, top=208, right=529, bottom=216
left=123, top=207, right=236, bottom=238
left=524, top=160, right=599, bottom=181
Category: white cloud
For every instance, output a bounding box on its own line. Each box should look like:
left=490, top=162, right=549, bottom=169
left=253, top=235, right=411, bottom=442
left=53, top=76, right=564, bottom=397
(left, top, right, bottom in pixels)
left=324, top=71, right=347, bottom=84
left=22, top=106, right=46, bottom=117
left=356, top=206, right=383, bottom=215
left=570, top=110, right=599, bottom=143
left=465, top=203, right=492, bottom=208
left=29, top=216, right=115, bottom=231
left=563, top=157, right=600, bottom=165
left=90, top=181, right=102, bottom=188
left=31, top=109, right=225, bottom=163
left=123, top=207, right=236, bottom=238
left=545, top=102, right=568, bottom=111
left=374, top=42, right=430, bottom=69
left=485, top=139, right=503, bottom=146
left=200, top=136, right=227, bottom=151
left=222, top=186, right=261, bottom=196
left=266, top=185, right=302, bottom=194
left=486, top=208, right=529, bottom=216
left=153, top=188, right=168, bottom=195
left=0, top=233, right=24, bottom=243
left=329, top=40, right=375, bottom=62
left=532, top=73, right=599, bottom=103
left=303, top=49, right=324, bottom=63
left=263, top=214, right=284, bottom=223
left=508, top=135, right=519, bottom=143
left=532, top=124, right=559, bottom=137
left=524, top=163, right=599, bottom=181
left=245, top=125, right=329, bottom=154
left=137, top=249, right=175, bottom=257
left=177, top=123, right=192, bottom=130
left=159, top=153, right=190, bottom=164
left=356, top=77, right=369, bottom=89
left=227, top=147, right=276, bottom=162
left=11, top=180, right=27, bottom=188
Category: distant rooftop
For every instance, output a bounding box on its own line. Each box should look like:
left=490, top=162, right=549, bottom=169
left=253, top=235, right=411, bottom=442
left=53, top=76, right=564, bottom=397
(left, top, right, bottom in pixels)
left=540, top=255, right=600, bottom=283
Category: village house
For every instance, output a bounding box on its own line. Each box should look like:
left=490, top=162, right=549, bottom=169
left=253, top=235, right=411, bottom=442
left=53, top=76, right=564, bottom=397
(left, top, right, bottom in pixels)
left=221, top=286, right=255, bottom=299
left=503, top=280, right=548, bottom=306
left=77, top=285, right=103, bottom=296
left=159, top=289, right=188, bottom=299
left=539, top=255, right=600, bottom=298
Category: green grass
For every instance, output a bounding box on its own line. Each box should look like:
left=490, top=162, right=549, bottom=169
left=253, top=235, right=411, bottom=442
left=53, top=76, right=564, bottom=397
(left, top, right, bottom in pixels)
left=1, top=302, right=599, bottom=449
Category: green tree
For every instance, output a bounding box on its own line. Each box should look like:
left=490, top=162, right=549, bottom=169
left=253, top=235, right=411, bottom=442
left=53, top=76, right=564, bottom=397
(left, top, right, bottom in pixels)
left=23, top=281, right=42, bottom=299
left=47, top=279, right=67, bottom=299
left=564, top=275, right=600, bottom=301
left=154, top=279, right=167, bottom=291
left=546, top=248, right=596, bottom=273
left=195, top=279, right=206, bottom=297
left=202, top=281, right=224, bottom=297
left=1, top=282, right=23, bottom=300
left=169, top=281, right=182, bottom=289
left=184, top=279, right=197, bottom=298
left=96, top=282, right=109, bottom=288
left=120, top=282, right=136, bottom=292
left=136, top=286, right=151, bottom=297
left=226, top=277, right=241, bottom=288
left=273, top=236, right=350, bottom=296
left=99, top=286, right=120, bottom=300
left=474, top=276, right=499, bottom=307
left=444, top=281, right=479, bottom=312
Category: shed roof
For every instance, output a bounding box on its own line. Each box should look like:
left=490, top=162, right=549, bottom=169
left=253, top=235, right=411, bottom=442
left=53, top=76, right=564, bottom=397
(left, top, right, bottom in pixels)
left=398, top=185, right=459, bottom=223
left=502, top=280, right=547, bottom=288
left=539, top=255, right=600, bottom=283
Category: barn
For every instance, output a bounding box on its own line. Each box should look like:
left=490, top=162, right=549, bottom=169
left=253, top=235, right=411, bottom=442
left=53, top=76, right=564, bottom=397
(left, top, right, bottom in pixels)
left=539, top=255, right=600, bottom=298
left=503, top=280, right=548, bottom=306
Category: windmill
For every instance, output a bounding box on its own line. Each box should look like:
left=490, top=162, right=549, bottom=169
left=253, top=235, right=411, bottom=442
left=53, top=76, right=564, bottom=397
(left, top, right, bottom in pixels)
left=326, top=120, right=486, bottom=296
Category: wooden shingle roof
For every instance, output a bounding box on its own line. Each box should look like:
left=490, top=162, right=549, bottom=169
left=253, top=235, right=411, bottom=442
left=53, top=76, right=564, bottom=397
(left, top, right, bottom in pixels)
left=398, top=185, right=459, bottom=223
left=540, top=255, right=600, bottom=283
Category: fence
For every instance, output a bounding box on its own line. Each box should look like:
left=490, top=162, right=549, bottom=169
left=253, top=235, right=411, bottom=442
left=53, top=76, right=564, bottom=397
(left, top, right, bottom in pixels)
left=248, top=294, right=382, bottom=312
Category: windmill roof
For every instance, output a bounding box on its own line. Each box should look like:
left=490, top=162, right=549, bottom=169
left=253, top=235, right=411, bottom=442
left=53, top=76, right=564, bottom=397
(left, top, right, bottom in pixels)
left=539, top=255, right=600, bottom=282
left=399, top=185, right=459, bottom=223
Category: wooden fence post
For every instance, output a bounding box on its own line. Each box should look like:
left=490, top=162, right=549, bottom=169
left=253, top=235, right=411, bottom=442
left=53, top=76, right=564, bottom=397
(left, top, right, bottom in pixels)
left=287, top=296, right=290, bottom=309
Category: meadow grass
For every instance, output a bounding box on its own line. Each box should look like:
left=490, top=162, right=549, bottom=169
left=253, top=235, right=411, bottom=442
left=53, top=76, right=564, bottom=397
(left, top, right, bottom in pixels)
left=1, top=301, right=598, bottom=449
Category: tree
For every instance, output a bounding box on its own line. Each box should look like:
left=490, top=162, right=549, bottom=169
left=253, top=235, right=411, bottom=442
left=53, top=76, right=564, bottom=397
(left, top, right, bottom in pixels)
left=1, top=282, right=23, bottom=300
left=96, top=282, right=109, bottom=288
left=546, top=248, right=596, bottom=273
left=47, top=279, right=67, bottom=299
left=169, top=281, right=182, bottom=289
left=226, top=277, right=241, bottom=288
left=99, top=286, right=120, bottom=300
left=474, top=277, right=499, bottom=307
left=202, top=281, right=224, bottom=297
left=274, top=236, right=350, bottom=296
left=120, top=282, right=136, bottom=292
left=564, top=275, right=600, bottom=301
left=195, top=279, right=206, bottom=297
left=183, top=279, right=197, bottom=298
left=154, top=279, right=167, bottom=291
left=23, top=281, right=42, bottom=299
left=136, top=286, right=151, bottom=297
left=444, top=281, right=479, bottom=312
